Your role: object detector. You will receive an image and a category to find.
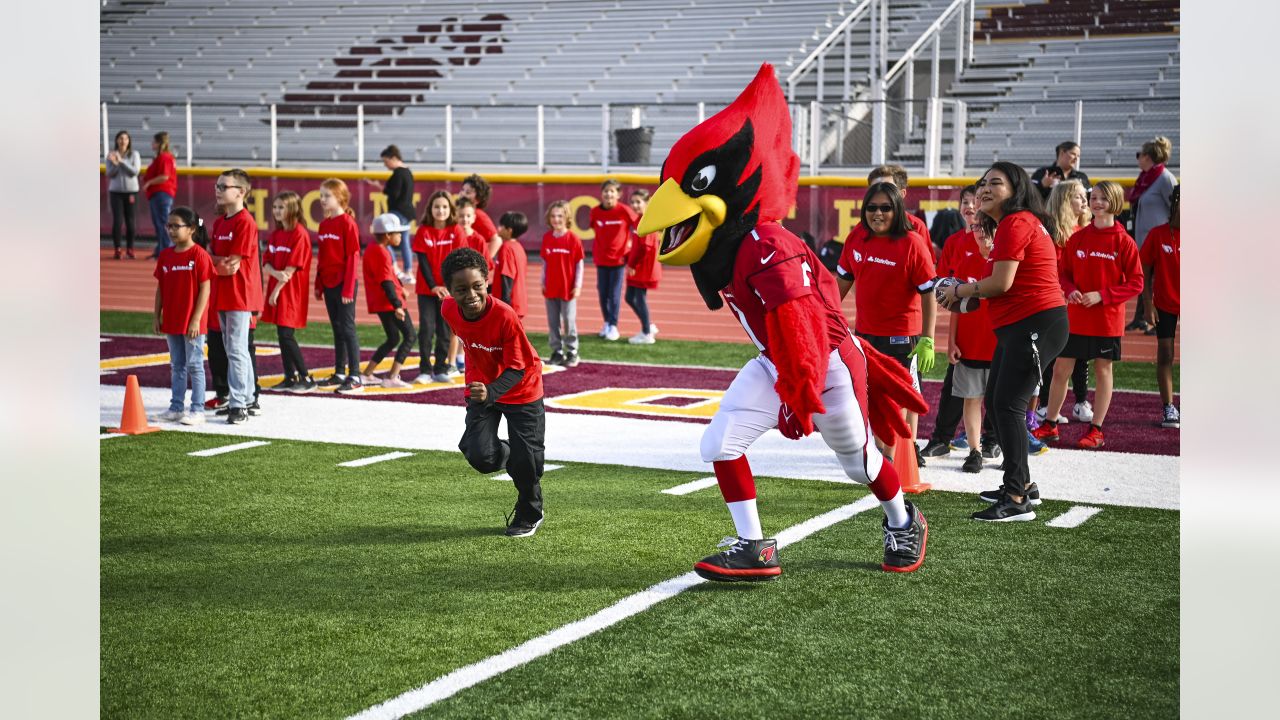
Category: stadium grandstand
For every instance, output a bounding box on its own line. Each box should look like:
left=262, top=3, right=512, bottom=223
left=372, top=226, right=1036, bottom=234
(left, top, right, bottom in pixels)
left=100, top=0, right=1178, bottom=173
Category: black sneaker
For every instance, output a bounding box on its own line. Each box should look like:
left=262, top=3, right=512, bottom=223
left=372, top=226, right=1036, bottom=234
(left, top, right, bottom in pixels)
left=920, top=438, right=950, bottom=458
left=978, top=482, right=1042, bottom=506
left=882, top=501, right=928, bottom=572
left=247, top=400, right=262, bottom=416
left=564, top=353, right=580, bottom=368
left=317, top=374, right=343, bottom=388
left=270, top=377, right=297, bottom=391
left=915, top=442, right=926, bottom=468
left=290, top=376, right=317, bottom=394
left=693, top=537, right=781, bottom=582
left=335, top=376, right=363, bottom=394
left=225, top=407, right=248, bottom=425
left=971, top=493, right=1036, bottom=522
left=962, top=450, right=984, bottom=473
left=548, top=351, right=565, bottom=366
left=504, top=506, right=544, bottom=538
left=980, top=439, right=1002, bottom=459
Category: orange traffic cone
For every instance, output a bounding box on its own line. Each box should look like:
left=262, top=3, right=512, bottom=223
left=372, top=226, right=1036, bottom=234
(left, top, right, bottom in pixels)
left=894, top=433, right=930, bottom=494
left=109, top=374, right=161, bottom=435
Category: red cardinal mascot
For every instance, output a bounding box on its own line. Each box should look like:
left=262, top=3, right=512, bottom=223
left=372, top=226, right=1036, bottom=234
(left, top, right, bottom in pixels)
left=637, top=64, right=931, bottom=580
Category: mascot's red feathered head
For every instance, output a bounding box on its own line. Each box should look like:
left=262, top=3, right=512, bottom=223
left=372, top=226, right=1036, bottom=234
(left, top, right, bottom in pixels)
left=637, top=63, right=800, bottom=309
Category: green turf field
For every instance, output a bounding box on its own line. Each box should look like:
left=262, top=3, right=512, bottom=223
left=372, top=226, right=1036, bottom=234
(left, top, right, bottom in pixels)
left=101, top=431, right=1178, bottom=718
left=100, top=310, right=1178, bottom=393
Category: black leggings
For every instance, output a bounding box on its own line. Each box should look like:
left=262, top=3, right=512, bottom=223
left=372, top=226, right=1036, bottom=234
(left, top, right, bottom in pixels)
left=417, top=294, right=452, bottom=374
left=987, top=307, right=1069, bottom=496
left=372, top=309, right=417, bottom=366
left=109, top=191, right=136, bottom=250
left=276, top=326, right=309, bottom=380
left=1039, top=353, right=1090, bottom=406
left=625, top=286, right=651, bottom=334
left=208, top=328, right=260, bottom=400
left=323, top=284, right=360, bottom=376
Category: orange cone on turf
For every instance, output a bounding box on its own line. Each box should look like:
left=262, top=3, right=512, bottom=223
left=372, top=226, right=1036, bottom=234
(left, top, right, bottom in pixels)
left=894, top=433, right=930, bottom=494
left=109, top=374, right=161, bottom=435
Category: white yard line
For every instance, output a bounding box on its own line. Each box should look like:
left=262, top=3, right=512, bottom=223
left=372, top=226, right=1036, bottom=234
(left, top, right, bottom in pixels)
left=338, top=451, right=415, bottom=468
left=1046, top=505, right=1104, bottom=528
left=492, top=464, right=563, bottom=481
left=99, top=432, right=127, bottom=440
left=661, top=476, right=720, bottom=495
left=347, top=495, right=881, bottom=720
left=188, top=440, right=271, bottom=457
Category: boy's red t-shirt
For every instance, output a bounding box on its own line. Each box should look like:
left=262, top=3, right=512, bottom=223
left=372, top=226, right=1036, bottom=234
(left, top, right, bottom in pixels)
left=588, top=203, right=638, bottom=266
left=1059, top=222, right=1144, bottom=337
left=362, top=243, right=404, bottom=313
left=540, top=230, right=585, bottom=300
left=494, top=239, right=529, bottom=317
left=316, top=213, right=361, bottom=298
left=984, top=211, right=1066, bottom=329
left=1138, top=223, right=1180, bottom=316
left=626, top=231, right=663, bottom=289
left=154, top=244, right=215, bottom=334
left=142, top=151, right=178, bottom=199
left=441, top=296, right=544, bottom=405
left=836, top=230, right=935, bottom=336
left=261, top=225, right=312, bottom=329
left=411, top=224, right=462, bottom=293
left=209, top=208, right=263, bottom=313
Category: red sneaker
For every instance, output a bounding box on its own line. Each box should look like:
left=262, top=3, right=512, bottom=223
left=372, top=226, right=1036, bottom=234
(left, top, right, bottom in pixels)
left=1077, top=426, right=1105, bottom=449
left=1031, top=422, right=1059, bottom=443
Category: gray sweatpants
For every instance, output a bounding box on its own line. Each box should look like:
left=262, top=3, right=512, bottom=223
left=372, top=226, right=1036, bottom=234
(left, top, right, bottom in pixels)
left=546, top=297, right=579, bottom=356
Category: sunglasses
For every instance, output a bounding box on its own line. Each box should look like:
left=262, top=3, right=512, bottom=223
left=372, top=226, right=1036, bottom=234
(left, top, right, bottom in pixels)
left=215, top=183, right=246, bottom=192
left=864, top=204, right=894, bottom=214
left=165, top=223, right=189, bottom=230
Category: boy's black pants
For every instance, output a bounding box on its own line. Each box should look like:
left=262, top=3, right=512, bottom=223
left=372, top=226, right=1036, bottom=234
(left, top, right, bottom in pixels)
left=459, top=398, right=545, bottom=519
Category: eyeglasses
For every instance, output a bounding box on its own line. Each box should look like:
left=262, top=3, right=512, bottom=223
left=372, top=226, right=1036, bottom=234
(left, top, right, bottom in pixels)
left=864, top=204, right=894, bottom=214
left=215, top=183, right=246, bottom=192
left=165, top=223, right=189, bottom=230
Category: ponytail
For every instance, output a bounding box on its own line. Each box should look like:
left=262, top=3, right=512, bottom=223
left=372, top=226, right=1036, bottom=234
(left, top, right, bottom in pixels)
left=170, top=206, right=208, bottom=249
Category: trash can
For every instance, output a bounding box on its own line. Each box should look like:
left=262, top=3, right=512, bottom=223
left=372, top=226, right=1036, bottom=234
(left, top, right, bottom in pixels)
left=614, top=126, right=655, bottom=164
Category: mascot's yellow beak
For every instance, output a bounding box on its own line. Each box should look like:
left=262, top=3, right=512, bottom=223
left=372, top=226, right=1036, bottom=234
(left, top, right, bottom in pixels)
left=637, top=178, right=727, bottom=266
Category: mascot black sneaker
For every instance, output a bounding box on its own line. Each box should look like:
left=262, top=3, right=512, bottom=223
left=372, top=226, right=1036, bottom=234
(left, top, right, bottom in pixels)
left=694, top=537, right=781, bottom=582
left=882, top=501, right=928, bottom=573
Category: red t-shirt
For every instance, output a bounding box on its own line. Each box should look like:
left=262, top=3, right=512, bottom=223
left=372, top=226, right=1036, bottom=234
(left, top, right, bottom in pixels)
left=210, top=208, right=263, bottom=313
left=154, top=244, right=215, bottom=335
left=362, top=243, right=404, bottom=314
left=472, top=208, right=499, bottom=248
left=1139, top=223, right=1180, bottom=316
left=261, top=225, right=312, bottom=329
left=951, top=249, right=997, bottom=362
left=540, top=230, right=585, bottom=300
left=588, top=203, right=638, bottom=266
left=626, top=231, right=663, bottom=289
left=412, top=224, right=463, bottom=292
left=316, top=213, right=361, bottom=299
left=836, top=230, right=935, bottom=336
left=462, top=228, right=495, bottom=279
left=722, top=223, right=851, bottom=363
left=936, top=229, right=978, bottom=278
left=1059, top=222, right=1144, bottom=337
left=984, top=211, right=1065, bottom=329
left=441, top=296, right=544, bottom=405
left=142, top=152, right=178, bottom=199
left=494, top=240, right=529, bottom=317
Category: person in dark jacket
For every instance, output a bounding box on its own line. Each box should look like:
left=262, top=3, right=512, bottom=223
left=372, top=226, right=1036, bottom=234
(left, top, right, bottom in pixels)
left=1030, top=141, right=1091, bottom=201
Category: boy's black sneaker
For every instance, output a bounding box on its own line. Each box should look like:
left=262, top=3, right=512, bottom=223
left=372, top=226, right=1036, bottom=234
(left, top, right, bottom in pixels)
left=980, top=439, right=1002, bottom=459
left=882, top=501, right=928, bottom=572
left=270, top=377, right=297, bottom=391
left=548, top=351, right=565, bottom=366
left=962, top=450, right=984, bottom=473
left=504, top=506, right=544, bottom=538
left=564, top=353, right=580, bottom=368
left=978, top=483, right=1042, bottom=506
left=972, top=493, right=1036, bottom=522
left=693, top=537, right=781, bottom=582
left=920, top=439, right=950, bottom=458
left=247, top=400, right=262, bottom=416
left=335, top=376, right=363, bottom=394
left=290, top=376, right=317, bottom=394
left=225, top=407, right=248, bottom=425
left=317, top=375, right=343, bottom=388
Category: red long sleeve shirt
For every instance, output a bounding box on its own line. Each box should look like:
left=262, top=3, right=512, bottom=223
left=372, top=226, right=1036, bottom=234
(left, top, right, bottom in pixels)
left=1059, top=222, right=1144, bottom=337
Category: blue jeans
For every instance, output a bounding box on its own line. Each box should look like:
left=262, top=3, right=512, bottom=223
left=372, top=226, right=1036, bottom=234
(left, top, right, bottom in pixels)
left=149, top=192, right=174, bottom=255
left=219, top=310, right=254, bottom=409
left=166, top=333, right=207, bottom=412
left=392, top=211, right=413, bottom=272
left=596, top=264, right=625, bottom=327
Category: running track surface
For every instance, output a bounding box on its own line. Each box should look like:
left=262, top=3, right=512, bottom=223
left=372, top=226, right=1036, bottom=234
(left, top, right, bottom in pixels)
left=100, top=246, right=1176, bottom=363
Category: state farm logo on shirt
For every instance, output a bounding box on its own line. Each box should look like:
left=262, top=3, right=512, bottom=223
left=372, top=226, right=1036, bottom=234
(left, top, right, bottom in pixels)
left=1088, top=251, right=1117, bottom=261
left=267, top=244, right=290, bottom=254
left=852, top=249, right=863, bottom=263
left=318, top=232, right=340, bottom=243
left=162, top=260, right=197, bottom=273
left=546, top=247, right=572, bottom=255
left=1162, top=244, right=1175, bottom=254
left=1076, top=249, right=1087, bottom=259
left=596, top=220, right=622, bottom=227
left=866, top=255, right=897, bottom=267
left=469, top=341, right=502, bottom=353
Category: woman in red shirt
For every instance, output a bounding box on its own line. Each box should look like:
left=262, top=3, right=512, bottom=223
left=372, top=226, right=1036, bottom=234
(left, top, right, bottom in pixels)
left=1140, top=185, right=1180, bottom=428
left=261, top=191, right=314, bottom=393
left=314, top=178, right=363, bottom=394
left=938, top=162, right=1068, bottom=522
left=142, top=131, right=178, bottom=259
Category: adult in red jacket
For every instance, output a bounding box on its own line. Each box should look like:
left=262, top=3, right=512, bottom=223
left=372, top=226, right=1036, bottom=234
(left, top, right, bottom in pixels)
left=938, top=162, right=1068, bottom=522
left=1140, top=185, right=1180, bottom=428
left=142, top=131, right=178, bottom=258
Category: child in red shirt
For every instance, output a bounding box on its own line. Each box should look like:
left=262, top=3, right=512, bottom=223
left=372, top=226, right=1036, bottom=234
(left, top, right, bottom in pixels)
left=1140, top=185, right=1180, bottom=428
left=449, top=196, right=490, bottom=373
left=314, top=178, right=363, bottom=394
left=153, top=206, right=214, bottom=424
left=625, top=188, right=662, bottom=345
left=945, top=222, right=999, bottom=473
left=440, top=247, right=547, bottom=538
left=494, top=211, right=530, bottom=320
left=261, top=191, right=315, bottom=393
left=412, top=190, right=462, bottom=384
left=361, top=214, right=418, bottom=388
left=540, top=200, right=585, bottom=366
left=588, top=179, right=638, bottom=341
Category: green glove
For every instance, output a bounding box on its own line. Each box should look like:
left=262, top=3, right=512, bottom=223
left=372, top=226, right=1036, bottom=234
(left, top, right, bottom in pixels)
left=909, top=336, right=935, bottom=375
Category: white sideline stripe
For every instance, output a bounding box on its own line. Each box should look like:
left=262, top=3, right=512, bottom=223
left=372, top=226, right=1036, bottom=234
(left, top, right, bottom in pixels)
left=492, top=464, right=563, bottom=481
left=188, top=440, right=271, bottom=457
left=1046, top=505, right=1103, bottom=528
left=661, top=476, right=720, bottom=495
left=348, top=494, right=881, bottom=720
left=338, top=451, right=415, bottom=468
left=99, top=432, right=126, bottom=440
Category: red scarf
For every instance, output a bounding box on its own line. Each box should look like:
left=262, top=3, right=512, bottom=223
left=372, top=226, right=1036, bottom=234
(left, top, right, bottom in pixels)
left=1129, top=163, right=1166, bottom=203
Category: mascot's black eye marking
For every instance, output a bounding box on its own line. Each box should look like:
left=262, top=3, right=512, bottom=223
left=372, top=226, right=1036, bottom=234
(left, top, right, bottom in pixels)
left=691, top=165, right=716, bottom=192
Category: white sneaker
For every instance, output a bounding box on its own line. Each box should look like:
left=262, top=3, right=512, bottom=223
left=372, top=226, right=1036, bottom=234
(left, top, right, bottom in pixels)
left=1054, top=414, right=1069, bottom=424
left=431, top=372, right=453, bottom=383
left=1073, top=400, right=1094, bottom=423
left=649, top=323, right=659, bottom=336
left=383, top=376, right=411, bottom=388
left=153, top=409, right=184, bottom=422
left=361, top=374, right=383, bottom=387
left=180, top=411, right=206, bottom=426
left=1035, top=407, right=1047, bottom=422
left=598, top=325, right=610, bottom=338
left=605, top=325, right=621, bottom=341
left=628, top=332, right=655, bottom=345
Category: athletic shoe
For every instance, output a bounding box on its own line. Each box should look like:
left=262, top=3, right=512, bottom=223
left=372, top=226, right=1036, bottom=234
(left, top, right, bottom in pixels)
left=290, top=376, right=317, bottom=394
left=548, top=351, right=565, bottom=366
left=694, top=537, right=781, bottom=582
left=1031, top=422, right=1059, bottom=443
left=1027, top=430, right=1049, bottom=456
left=1077, top=426, right=1105, bottom=449
left=915, top=441, right=926, bottom=468
left=962, top=450, right=984, bottom=473
left=413, top=373, right=434, bottom=385
left=971, top=493, right=1036, bottom=522
left=153, top=409, right=184, bottom=422
left=205, top=396, right=229, bottom=411
left=978, top=483, right=1042, bottom=506
left=882, top=501, right=928, bottom=573
left=504, top=506, right=544, bottom=538
left=1161, top=404, right=1180, bottom=429
left=335, top=376, right=363, bottom=394
left=649, top=323, right=659, bottom=336
left=113, top=249, right=122, bottom=260
left=247, top=401, right=262, bottom=416
left=1073, top=400, right=1094, bottom=423
left=383, top=376, right=411, bottom=389
left=269, top=377, right=297, bottom=392
left=126, top=249, right=136, bottom=260
left=360, top=374, right=383, bottom=387
left=1125, top=318, right=1149, bottom=332
left=920, top=439, right=951, bottom=458
left=431, top=372, right=452, bottom=384
left=605, top=325, right=621, bottom=342
left=628, top=332, right=655, bottom=345
left=455, top=359, right=465, bottom=373
left=950, top=432, right=970, bottom=451
left=564, top=353, right=580, bottom=368
left=598, top=325, right=609, bottom=338
left=1025, top=409, right=1041, bottom=431
left=1143, top=325, right=1158, bottom=336
left=225, top=407, right=248, bottom=425
left=317, top=375, right=343, bottom=388
left=180, top=411, right=205, bottom=426
left=980, top=439, right=1002, bottom=459
left=1036, top=407, right=1068, bottom=425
